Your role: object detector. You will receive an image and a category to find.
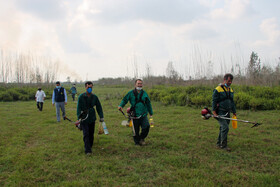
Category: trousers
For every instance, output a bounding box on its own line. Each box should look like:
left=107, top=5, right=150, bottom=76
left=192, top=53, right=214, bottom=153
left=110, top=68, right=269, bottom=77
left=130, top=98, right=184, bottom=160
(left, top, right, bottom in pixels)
left=132, top=116, right=150, bottom=144
left=82, top=121, right=95, bottom=153
left=217, top=112, right=230, bottom=147
left=37, top=102, right=43, bottom=111
left=55, top=102, right=65, bottom=122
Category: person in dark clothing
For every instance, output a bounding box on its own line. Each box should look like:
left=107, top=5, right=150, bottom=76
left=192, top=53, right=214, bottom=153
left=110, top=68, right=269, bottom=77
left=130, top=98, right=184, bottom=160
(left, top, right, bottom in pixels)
left=52, top=81, right=67, bottom=122
left=70, top=84, right=77, bottom=101
left=212, top=73, right=237, bottom=151
left=77, top=81, right=104, bottom=155
left=118, top=79, right=153, bottom=146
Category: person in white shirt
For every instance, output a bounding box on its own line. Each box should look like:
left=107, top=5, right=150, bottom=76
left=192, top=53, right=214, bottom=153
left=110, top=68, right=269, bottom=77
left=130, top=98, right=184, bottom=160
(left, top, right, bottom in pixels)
left=52, top=81, right=67, bottom=122
left=35, top=87, right=46, bottom=111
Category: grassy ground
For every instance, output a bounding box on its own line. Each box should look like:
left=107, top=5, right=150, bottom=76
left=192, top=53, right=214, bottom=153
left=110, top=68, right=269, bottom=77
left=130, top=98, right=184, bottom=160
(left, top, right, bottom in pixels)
left=0, top=86, right=279, bottom=186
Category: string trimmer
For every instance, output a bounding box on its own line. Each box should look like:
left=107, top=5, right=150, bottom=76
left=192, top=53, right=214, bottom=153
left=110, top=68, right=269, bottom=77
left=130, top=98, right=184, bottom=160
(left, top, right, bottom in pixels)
left=201, top=107, right=262, bottom=128
left=119, top=108, right=142, bottom=136
left=64, top=110, right=89, bottom=130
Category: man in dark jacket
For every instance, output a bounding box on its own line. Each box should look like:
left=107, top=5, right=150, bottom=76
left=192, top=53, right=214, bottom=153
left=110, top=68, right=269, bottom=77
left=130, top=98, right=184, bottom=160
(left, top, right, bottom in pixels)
left=212, top=73, right=237, bottom=151
left=118, top=79, right=153, bottom=146
left=77, top=81, right=104, bottom=155
left=52, top=81, right=67, bottom=122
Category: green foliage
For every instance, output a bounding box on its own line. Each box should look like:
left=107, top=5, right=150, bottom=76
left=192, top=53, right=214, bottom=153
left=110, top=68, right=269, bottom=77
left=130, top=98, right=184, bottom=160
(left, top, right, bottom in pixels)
left=0, top=84, right=53, bottom=102
left=7, top=89, right=20, bottom=101
left=274, top=98, right=280, bottom=110
left=148, top=85, right=280, bottom=110
left=1, top=84, right=280, bottom=111
left=0, top=91, right=13, bottom=101
left=190, top=95, right=211, bottom=107
left=235, top=92, right=252, bottom=110
left=176, top=93, right=189, bottom=106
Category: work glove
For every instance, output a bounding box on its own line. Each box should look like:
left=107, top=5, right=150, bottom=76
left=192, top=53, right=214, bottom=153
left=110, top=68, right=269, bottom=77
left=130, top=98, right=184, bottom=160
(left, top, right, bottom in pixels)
left=99, top=118, right=104, bottom=122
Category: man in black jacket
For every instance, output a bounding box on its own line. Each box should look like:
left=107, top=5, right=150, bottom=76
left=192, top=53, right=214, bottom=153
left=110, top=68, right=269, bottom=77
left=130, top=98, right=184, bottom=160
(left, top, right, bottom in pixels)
left=77, top=81, right=104, bottom=155
left=52, top=81, right=67, bottom=122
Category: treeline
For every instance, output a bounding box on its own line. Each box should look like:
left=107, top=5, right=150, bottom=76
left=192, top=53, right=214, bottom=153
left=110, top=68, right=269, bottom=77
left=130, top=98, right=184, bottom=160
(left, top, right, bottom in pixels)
left=95, top=52, right=280, bottom=87
left=0, top=50, right=61, bottom=83
left=147, top=85, right=280, bottom=110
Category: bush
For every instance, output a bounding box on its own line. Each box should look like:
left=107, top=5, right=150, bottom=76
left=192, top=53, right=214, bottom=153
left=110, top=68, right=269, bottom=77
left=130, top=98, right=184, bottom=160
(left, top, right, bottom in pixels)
left=176, top=93, right=189, bottom=106
left=147, top=85, right=280, bottom=110
left=19, top=95, right=30, bottom=101
left=235, top=92, right=252, bottom=110
left=274, top=98, right=280, bottom=110
left=190, top=95, right=211, bottom=107
left=7, top=89, right=21, bottom=101
left=0, top=91, right=13, bottom=101
left=0, top=84, right=53, bottom=101
left=148, top=89, right=161, bottom=101
left=250, top=87, right=277, bottom=99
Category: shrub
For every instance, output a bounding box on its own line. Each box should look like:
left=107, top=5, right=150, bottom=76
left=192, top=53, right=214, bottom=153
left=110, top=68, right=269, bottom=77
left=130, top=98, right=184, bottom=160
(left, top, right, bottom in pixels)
left=190, top=95, right=211, bottom=107
left=249, top=98, right=265, bottom=110
left=147, top=85, right=280, bottom=110
left=251, top=87, right=278, bottom=99
left=274, top=98, right=280, bottom=110
left=149, top=89, right=161, bottom=101
left=176, top=93, right=189, bottom=106
left=0, top=85, right=53, bottom=101
left=19, top=95, right=30, bottom=101
left=7, top=89, right=21, bottom=101
left=235, top=92, right=252, bottom=110
left=0, top=91, right=13, bottom=101
left=160, top=95, right=173, bottom=105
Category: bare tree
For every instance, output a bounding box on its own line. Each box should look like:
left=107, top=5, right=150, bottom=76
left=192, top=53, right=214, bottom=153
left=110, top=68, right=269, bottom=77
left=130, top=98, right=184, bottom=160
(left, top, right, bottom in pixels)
left=166, top=61, right=180, bottom=81
left=145, top=63, right=152, bottom=79
left=133, top=54, right=139, bottom=78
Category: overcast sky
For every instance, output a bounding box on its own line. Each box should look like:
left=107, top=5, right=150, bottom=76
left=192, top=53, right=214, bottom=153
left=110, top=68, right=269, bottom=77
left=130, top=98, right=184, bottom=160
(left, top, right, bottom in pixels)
left=0, top=0, right=279, bottom=81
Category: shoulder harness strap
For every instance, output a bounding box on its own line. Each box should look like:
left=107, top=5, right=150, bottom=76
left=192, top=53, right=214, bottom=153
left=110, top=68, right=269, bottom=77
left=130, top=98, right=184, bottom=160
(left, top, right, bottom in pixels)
left=220, top=85, right=230, bottom=99
left=133, top=89, right=145, bottom=106
left=83, top=94, right=94, bottom=113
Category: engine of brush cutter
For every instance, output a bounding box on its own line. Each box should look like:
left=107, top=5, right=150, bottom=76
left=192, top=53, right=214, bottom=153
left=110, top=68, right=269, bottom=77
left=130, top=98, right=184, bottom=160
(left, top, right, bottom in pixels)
left=201, top=107, right=212, bottom=120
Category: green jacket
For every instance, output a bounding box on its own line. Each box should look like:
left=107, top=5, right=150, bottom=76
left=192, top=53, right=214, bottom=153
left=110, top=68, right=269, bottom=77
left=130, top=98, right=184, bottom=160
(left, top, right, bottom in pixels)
left=119, top=89, right=153, bottom=117
left=77, top=93, right=104, bottom=123
left=212, top=84, right=236, bottom=114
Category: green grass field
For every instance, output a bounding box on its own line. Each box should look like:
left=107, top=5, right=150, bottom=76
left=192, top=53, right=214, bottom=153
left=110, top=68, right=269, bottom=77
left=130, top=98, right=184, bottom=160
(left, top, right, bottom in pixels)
left=0, top=87, right=279, bottom=186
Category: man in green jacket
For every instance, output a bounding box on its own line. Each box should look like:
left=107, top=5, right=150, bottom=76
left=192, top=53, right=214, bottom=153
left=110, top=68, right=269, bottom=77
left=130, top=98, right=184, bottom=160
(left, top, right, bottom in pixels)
left=77, top=81, right=104, bottom=155
left=118, top=79, right=153, bottom=146
left=212, top=73, right=237, bottom=151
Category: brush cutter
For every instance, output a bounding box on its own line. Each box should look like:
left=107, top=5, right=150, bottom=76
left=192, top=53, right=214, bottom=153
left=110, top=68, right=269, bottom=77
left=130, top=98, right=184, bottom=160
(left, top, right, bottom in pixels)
left=64, top=110, right=89, bottom=130
left=119, top=108, right=142, bottom=136
left=201, top=107, right=261, bottom=128
left=119, top=109, right=130, bottom=126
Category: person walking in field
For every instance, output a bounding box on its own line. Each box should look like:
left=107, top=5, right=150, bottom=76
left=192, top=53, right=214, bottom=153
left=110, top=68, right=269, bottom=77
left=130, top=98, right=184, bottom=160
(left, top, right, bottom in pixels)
left=77, top=81, right=104, bottom=155
left=212, top=73, right=237, bottom=151
left=52, top=81, right=67, bottom=122
left=118, top=79, right=153, bottom=146
left=35, top=87, right=46, bottom=111
left=70, top=84, right=77, bottom=101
